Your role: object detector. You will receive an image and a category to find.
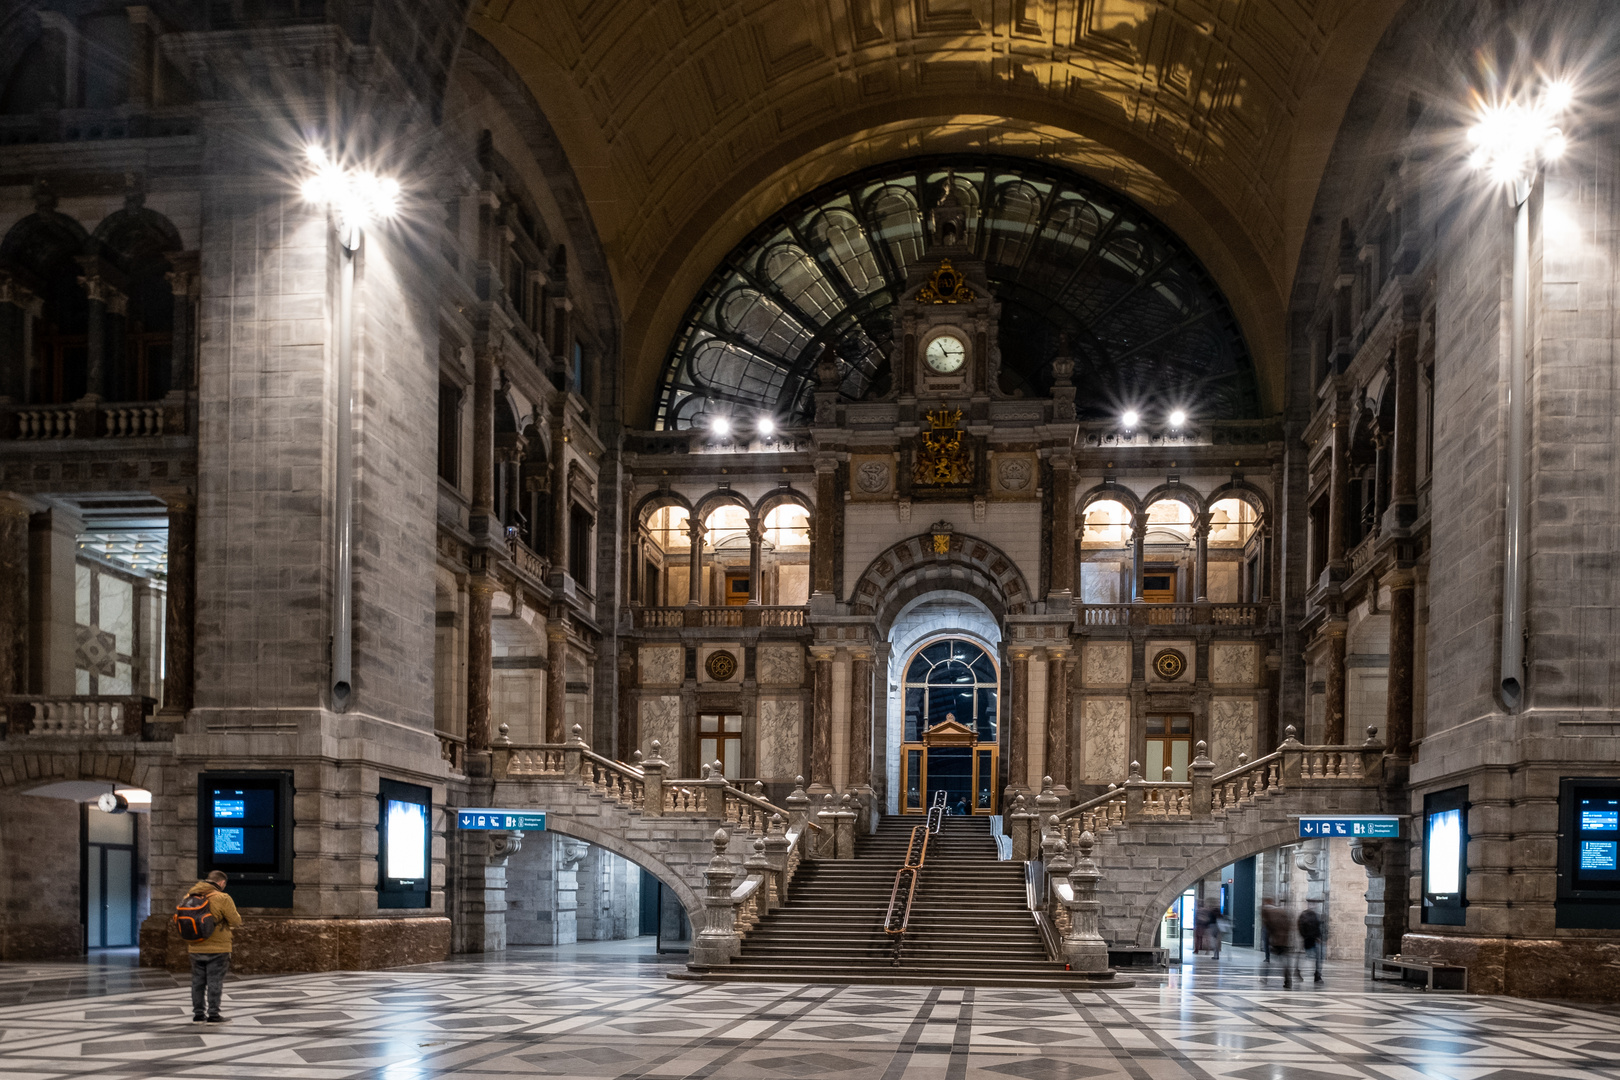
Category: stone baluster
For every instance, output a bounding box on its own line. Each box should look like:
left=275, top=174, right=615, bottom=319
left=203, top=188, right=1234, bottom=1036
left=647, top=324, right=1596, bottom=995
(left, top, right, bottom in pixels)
left=492, top=723, right=512, bottom=780
left=564, top=724, right=588, bottom=781
left=1059, top=831, right=1111, bottom=972
left=691, top=829, right=740, bottom=967
left=1361, top=725, right=1385, bottom=782
left=742, top=838, right=771, bottom=929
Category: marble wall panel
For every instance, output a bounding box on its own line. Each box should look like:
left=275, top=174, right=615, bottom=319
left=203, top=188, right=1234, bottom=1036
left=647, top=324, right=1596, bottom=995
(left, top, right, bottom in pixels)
left=640, top=695, right=681, bottom=760
left=1210, top=697, right=1257, bottom=770
left=639, top=645, right=683, bottom=687
left=1082, top=697, right=1129, bottom=783
left=757, top=697, right=803, bottom=780
left=1085, top=643, right=1129, bottom=687
left=1210, top=642, right=1256, bottom=686
left=756, top=643, right=803, bottom=687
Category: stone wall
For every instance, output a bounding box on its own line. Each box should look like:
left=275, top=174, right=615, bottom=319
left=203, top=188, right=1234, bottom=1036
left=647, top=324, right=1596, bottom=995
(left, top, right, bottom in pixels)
left=0, top=791, right=83, bottom=959
left=505, top=833, right=642, bottom=946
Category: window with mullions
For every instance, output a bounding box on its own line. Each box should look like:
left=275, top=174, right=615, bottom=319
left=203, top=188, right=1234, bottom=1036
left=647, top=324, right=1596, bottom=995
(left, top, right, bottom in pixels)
left=903, top=639, right=998, bottom=742
left=655, top=154, right=1258, bottom=429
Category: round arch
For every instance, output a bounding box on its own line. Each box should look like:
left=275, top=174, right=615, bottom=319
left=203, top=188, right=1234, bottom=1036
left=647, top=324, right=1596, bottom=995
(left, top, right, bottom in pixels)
left=1077, top=484, right=1141, bottom=519
left=1205, top=481, right=1271, bottom=526
left=691, top=489, right=754, bottom=524
left=1126, top=822, right=1306, bottom=946
left=633, top=490, right=692, bottom=526
left=753, top=486, right=814, bottom=523
left=1138, top=484, right=1207, bottom=519
left=849, top=531, right=1031, bottom=637
left=518, top=815, right=702, bottom=919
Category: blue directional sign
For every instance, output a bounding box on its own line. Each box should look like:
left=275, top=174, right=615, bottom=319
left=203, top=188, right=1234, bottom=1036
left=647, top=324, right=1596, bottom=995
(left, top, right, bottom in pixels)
left=1298, top=816, right=1400, bottom=839
left=456, top=808, right=547, bottom=831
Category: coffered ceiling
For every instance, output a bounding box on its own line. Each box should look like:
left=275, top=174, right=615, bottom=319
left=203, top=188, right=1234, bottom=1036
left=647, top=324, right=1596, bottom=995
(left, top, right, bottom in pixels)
left=470, top=0, right=1406, bottom=424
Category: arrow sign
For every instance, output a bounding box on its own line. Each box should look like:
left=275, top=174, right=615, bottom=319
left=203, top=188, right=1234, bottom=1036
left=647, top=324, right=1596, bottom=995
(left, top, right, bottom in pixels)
left=456, top=808, right=547, bottom=831
left=1296, top=816, right=1400, bottom=839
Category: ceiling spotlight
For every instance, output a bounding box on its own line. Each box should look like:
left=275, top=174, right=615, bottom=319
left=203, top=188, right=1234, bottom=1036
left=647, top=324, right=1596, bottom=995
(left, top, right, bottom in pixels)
left=1169, top=409, right=1187, bottom=428
left=709, top=416, right=731, bottom=436
left=1121, top=410, right=1139, bottom=428
left=757, top=417, right=775, bottom=435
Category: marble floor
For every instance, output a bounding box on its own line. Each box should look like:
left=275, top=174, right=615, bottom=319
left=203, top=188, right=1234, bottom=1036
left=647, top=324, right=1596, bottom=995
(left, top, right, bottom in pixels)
left=1, top=939, right=1616, bottom=1079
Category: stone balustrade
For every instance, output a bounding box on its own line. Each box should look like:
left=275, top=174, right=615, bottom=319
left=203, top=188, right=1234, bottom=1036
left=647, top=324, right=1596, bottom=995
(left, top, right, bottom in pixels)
left=1075, top=602, right=1268, bottom=628
left=632, top=605, right=808, bottom=629
left=1, top=399, right=187, bottom=440
left=2, top=695, right=159, bottom=738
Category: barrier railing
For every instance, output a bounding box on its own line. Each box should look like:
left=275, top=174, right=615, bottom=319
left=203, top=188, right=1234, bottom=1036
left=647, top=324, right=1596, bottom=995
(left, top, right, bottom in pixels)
left=884, top=789, right=945, bottom=965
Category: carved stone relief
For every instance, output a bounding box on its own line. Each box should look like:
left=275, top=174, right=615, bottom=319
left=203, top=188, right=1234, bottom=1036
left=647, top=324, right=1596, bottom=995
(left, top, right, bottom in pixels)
left=639, top=695, right=681, bottom=760
left=1210, top=643, right=1255, bottom=686
left=1082, top=697, right=1130, bottom=783
left=756, top=643, right=804, bottom=687
left=1209, top=697, right=1257, bottom=771
left=756, top=698, right=803, bottom=780
left=994, top=454, right=1034, bottom=493
left=638, top=645, right=683, bottom=687
left=1085, top=643, right=1129, bottom=687
left=855, top=460, right=891, bottom=493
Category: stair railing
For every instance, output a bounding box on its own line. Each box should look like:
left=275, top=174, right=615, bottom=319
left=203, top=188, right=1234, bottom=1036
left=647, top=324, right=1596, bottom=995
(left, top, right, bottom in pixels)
left=1025, top=857, right=1064, bottom=962
left=884, top=790, right=946, bottom=965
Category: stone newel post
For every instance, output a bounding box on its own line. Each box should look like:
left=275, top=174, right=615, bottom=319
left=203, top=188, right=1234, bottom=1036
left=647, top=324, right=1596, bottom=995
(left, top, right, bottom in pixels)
left=833, top=794, right=857, bottom=859
left=703, top=759, right=729, bottom=818
left=1190, top=741, right=1214, bottom=819
left=1009, top=794, right=1038, bottom=862
left=642, top=741, right=667, bottom=816
left=691, top=829, right=740, bottom=966
left=1058, top=830, right=1110, bottom=972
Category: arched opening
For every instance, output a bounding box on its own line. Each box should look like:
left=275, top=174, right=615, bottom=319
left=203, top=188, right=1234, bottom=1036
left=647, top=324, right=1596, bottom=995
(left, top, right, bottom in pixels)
left=636, top=501, right=689, bottom=606
left=897, top=637, right=1000, bottom=817
left=1078, top=497, right=1133, bottom=604
left=490, top=592, right=547, bottom=744
left=1207, top=496, right=1263, bottom=603
left=1140, top=498, right=1196, bottom=603
left=93, top=205, right=183, bottom=401
left=0, top=210, right=89, bottom=403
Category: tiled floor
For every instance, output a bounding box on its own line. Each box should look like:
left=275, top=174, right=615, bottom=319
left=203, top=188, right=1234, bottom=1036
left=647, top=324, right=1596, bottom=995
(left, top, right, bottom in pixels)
left=1, top=939, right=1617, bottom=1079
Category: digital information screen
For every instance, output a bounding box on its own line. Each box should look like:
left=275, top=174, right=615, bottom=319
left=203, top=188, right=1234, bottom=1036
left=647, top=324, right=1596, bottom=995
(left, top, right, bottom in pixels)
left=1574, top=793, right=1620, bottom=885
left=378, top=779, right=432, bottom=909
left=384, top=799, right=428, bottom=881
left=1425, top=808, right=1463, bottom=895
left=205, top=786, right=278, bottom=869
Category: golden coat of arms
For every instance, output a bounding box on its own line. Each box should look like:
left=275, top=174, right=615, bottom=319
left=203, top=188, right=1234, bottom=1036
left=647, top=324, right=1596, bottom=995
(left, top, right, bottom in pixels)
left=914, top=409, right=974, bottom=486
left=915, top=259, right=976, bottom=304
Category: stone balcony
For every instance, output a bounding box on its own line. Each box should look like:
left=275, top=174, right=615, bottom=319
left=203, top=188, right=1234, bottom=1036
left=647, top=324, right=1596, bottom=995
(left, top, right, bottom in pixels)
left=1075, top=602, right=1273, bottom=632
left=630, top=605, right=809, bottom=630
left=2, top=695, right=165, bottom=740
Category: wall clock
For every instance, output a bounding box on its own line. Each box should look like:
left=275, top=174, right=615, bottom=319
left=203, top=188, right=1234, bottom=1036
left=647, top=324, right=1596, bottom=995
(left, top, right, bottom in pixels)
left=925, top=335, right=967, bottom=374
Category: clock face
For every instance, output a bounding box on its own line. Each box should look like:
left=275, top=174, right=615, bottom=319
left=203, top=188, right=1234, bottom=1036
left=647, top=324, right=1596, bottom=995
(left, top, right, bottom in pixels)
left=925, top=335, right=967, bottom=374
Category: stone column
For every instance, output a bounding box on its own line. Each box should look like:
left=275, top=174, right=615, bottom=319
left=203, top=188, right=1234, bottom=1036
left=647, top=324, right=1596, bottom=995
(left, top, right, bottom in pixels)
left=466, top=578, right=494, bottom=750
left=1130, top=519, right=1146, bottom=602
left=160, top=492, right=195, bottom=716
left=810, top=646, right=835, bottom=793
left=1044, top=648, right=1070, bottom=803
left=1048, top=455, right=1074, bottom=599
left=1370, top=430, right=1389, bottom=534
left=746, top=519, right=762, bottom=605
left=164, top=254, right=198, bottom=394
left=811, top=457, right=837, bottom=598
left=1193, top=514, right=1210, bottom=602
left=849, top=648, right=873, bottom=791
left=1008, top=646, right=1031, bottom=795
left=1327, top=408, right=1349, bottom=569
left=453, top=830, right=520, bottom=954
left=1387, top=317, right=1420, bottom=531
left=126, top=6, right=155, bottom=105
left=471, top=348, right=496, bottom=520
left=546, top=623, right=568, bottom=742
left=551, top=452, right=570, bottom=573
left=0, top=495, right=30, bottom=697
left=1384, top=568, right=1416, bottom=756
left=1322, top=621, right=1348, bottom=745
left=77, top=258, right=124, bottom=401
left=0, top=274, right=39, bottom=401
left=28, top=505, right=79, bottom=695
left=685, top=519, right=705, bottom=605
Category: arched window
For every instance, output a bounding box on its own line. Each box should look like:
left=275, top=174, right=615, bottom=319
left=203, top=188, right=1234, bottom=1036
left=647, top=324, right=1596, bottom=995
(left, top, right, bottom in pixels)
left=903, top=638, right=998, bottom=742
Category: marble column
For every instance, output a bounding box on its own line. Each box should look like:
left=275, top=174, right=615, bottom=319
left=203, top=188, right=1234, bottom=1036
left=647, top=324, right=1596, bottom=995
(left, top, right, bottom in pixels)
left=1008, top=646, right=1031, bottom=794
left=164, top=254, right=198, bottom=394
left=1048, top=456, right=1074, bottom=599
left=1371, top=430, right=1389, bottom=534
left=810, top=646, right=835, bottom=792
left=1045, top=648, right=1071, bottom=802
left=685, top=520, right=705, bottom=605
left=746, top=520, right=763, bottom=605
left=0, top=274, right=39, bottom=401
left=0, top=495, right=29, bottom=697
left=126, top=5, right=154, bottom=105
left=161, top=493, right=195, bottom=716
left=471, top=348, right=496, bottom=520
left=1327, top=408, right=1349, bottom=570
left=1130, top=519, right=1146, bottom=602
left=1193, top=515, right=1210, bottom=602
left=546, top=623, right=568, bottom=743
left=811, top=458, right=837, bottom=598
left=1385, top=568, right=1416, bottom=756
left=466, top=578, right=494, bottom=750
left=1387, top=318, right=1420, bottom=530
left=1322, top=621, right=1348, bottom=745
left=849, top=649, right=873, bottom=789
left=551, top=455, right=570, bottom=574
left=77, top=259, right=123, bottom=401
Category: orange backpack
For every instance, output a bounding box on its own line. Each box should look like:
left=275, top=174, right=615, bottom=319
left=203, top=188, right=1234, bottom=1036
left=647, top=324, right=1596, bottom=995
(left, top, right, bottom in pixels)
left=173, top=892, right=217, bottom=941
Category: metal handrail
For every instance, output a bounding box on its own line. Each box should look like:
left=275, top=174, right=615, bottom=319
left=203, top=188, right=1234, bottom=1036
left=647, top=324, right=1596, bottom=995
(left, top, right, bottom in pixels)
left=884, top=790, right=946, bottom=965
left=1025, top=859, right=1063, bottom=962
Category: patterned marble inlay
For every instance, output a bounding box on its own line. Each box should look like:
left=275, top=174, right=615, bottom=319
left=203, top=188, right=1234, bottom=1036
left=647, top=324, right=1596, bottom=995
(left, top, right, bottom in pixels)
left=1082, top=697, right=1129, bottom=783
left=1085, top=643, right=1129, bottom=687
left=1210, top=698, right=1257, bottom=770
left=638, top=645, right=683, bottom=687
left=1211, top=643, right=1255, bottom=686
left=639, top=696, right=680, bottom=759
left=756, top=644, right=804, bottom=687
left=756, top=698, right=803, bottom=779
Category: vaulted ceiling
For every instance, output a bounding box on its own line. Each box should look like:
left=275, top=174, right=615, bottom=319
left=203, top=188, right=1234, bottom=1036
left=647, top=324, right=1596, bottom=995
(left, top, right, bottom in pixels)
left=470, top=0, right=1406, bottom=425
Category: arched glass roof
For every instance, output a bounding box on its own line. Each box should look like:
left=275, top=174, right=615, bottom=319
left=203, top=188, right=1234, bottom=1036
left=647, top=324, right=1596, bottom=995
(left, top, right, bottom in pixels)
left=656, top=155, right=1258, bottom=429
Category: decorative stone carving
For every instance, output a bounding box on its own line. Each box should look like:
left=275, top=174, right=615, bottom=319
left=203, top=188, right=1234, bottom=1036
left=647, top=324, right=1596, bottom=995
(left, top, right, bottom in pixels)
left=1210, top=643, right=1255, bottom=686
left=1085, top=643, right=1129, bottom=687
left=855, top=460, right=891, bottom=493
left=1082, top=697, right=1129, bottom=783
left=705, top=649, right=738, bottom=681
left=1150, top=644, right=1193, bottom=683
left=757, top=698, right=803, bottom=779
left=698, top=643, right=743, bottom=684
left=1209, top=697, right=1257, bottom=770
left=756, top=644, right=803, bottom=687
left=640, top=695, right=680, bottom=759
left=638, top=645, right=683, bottom=687
left=996, top=455, right=1032, bottom=491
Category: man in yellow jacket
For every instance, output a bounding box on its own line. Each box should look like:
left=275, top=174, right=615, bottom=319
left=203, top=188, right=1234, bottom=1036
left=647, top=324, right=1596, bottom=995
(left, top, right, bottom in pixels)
left=185, top=871, right=242, bottom=1023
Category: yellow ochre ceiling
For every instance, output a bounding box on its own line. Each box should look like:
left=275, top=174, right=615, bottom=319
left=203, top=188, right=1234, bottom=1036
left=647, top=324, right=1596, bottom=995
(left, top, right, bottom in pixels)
left=470, top=0, right=1406, bottom=425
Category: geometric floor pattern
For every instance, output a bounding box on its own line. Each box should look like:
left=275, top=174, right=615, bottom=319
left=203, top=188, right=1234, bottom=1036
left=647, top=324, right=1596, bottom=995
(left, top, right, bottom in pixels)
left=2, top=942, right=1618, bottom=1079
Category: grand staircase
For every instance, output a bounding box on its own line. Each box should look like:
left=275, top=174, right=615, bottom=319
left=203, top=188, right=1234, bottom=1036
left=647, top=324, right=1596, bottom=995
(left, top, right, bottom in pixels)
left=683, top=814, right=1122, bottom=987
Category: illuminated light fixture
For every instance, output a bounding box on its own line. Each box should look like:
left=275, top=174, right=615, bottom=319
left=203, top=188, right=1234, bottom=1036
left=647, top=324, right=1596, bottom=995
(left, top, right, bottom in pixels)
left=757, top=416, right=775, bottom=435
left=1169, top=409, right=1187, bottom=428
left=300, top=144, right=401, bottom=251
left=1466, top=79, right=1572, bottom=188
left=710, top=416, right=731, bottom=436
left=1121, top=409, right=1139, bottom=428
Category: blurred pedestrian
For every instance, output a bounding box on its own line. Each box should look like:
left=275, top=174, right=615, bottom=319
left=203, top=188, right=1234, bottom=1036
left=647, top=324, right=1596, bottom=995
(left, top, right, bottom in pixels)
left=1298, top=902, right=1324, bottom=983
left=1260, top=898, right=1298, bottom=987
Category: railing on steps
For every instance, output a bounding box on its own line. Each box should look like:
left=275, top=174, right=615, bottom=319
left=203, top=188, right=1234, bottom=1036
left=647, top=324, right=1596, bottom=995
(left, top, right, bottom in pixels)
left=1042, top=724, right=1386, bottom=849
left=1025, top=858, right=1063, bottom=962
left=884, top=789, right=945, bottom=966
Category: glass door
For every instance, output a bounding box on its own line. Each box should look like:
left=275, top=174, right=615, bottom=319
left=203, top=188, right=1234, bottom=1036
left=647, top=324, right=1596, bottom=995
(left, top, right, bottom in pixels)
left=84, top=806, right=136, bottom=949
left=699, top=714, right=742, bottom=779
left=1146, top=715, right=1192, bottom=781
